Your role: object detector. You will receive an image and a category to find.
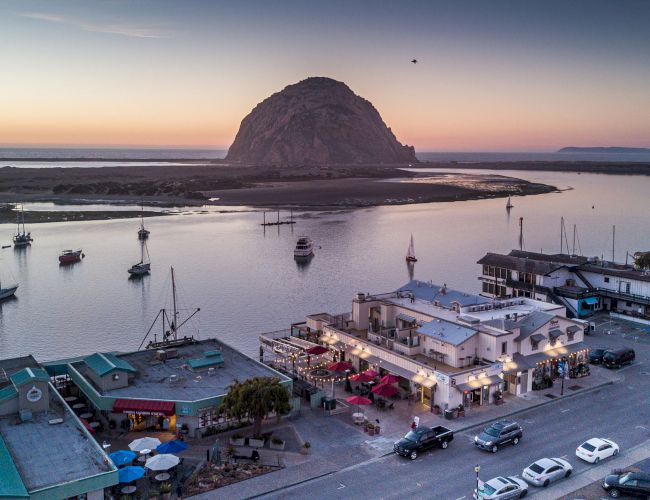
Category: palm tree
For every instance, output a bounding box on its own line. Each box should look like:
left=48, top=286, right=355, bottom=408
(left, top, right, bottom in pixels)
left=221, top=377, right=291, bottom=438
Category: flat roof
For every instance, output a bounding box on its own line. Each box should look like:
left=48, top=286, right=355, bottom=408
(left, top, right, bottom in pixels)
left=395, top=280, right=490, bottom=308
left=73, top=339, right=290, bottom=402
left=417, top=319, right=478, bottom=346
left=0, top=356, right=39, bottom=389
left=0, top=391, right=114, bottom=492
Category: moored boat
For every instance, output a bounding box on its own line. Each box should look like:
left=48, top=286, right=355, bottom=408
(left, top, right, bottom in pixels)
left=138, top=203, right=150, bottom=239
left=129, top=241, right=151, bottom=276
left=406, top=234, right=417, bottom=262
left=13, top=203, right=33, bottom=247
left=506, top=196, right=513, bottom=209
left=294, top=237, right=314, bottom=258
left=0, top=284, right=18, bottom=301
left=59, top=249, right=83, bottom=264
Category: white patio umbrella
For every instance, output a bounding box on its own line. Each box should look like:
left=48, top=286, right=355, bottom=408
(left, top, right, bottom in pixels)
left=128, top=437, right=162, bottom=452
left=145, top=453, right=180, bottom=471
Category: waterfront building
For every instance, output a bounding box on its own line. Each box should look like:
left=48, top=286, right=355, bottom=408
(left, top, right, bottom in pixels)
left=265, top=279, right=587, bottom=411
left=0, top=356, right=117, bottom=500
left=478, top=250, right=650, bottom=321
left=52, top=338, right=292, bottom=438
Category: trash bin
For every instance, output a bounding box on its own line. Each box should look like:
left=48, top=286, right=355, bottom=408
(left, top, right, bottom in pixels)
left=444, top=409, right=455, bottom=420
left=322, top=398, right=337, bottom=410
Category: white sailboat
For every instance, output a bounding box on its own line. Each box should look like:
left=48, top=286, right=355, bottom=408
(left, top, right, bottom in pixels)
left=405, top=234, right=417, bottom=262
left=128, top=240, right=151, bottom=276
left=506, top=196, right=513, bottom=209
left=13, top=203, right=33, bottom=247
left=0, top=263, right=18, bottom=300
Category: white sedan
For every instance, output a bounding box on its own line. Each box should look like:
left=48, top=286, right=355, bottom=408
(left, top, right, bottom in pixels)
left=474, top=476, right=528, bottom=499
left=575, top=438, right=619, bottom=464
left=522, top=457, right=573, bottom=487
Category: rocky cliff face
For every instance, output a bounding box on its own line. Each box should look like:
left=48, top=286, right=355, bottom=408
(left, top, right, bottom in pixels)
left=226, top=77, right=417, bottom=166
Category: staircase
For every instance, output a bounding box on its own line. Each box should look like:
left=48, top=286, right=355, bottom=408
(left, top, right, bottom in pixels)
left=548, top=289, right=579, bottom=318
left=573, top=269, right=594, bottom=290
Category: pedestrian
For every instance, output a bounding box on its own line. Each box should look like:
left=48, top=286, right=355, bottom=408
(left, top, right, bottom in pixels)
left=176, top=484, right=183, bottom=499
left=411, top=420, right=417, bottom=431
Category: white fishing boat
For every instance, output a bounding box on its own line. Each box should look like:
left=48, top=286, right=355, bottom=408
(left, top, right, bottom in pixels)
left=138, top=203, right=150, bottom=240
left=13, top=203, right=33, bottom=247
left=294, top=237, right=314, bottom=258
left=0, top=264, right=18, bottom=300
left=128, top=241, right=151, bottom=276
left=506, top=196, right=513, bottom=209
left=405, top=234, right=417, bottom=262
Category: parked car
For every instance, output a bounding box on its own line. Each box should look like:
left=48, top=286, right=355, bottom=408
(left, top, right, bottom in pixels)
left=589, top=348, right=608, bottom=364
left=474, top=476, right=528, bottom=499
left=576, top=438, right=619, bottom=463
left=603, top=348, right=635, bottom=369
left=393, top=425, right=453, bottom=460
left=602, top=470, right=650, bottom=498
left=522, top=457, right=573, bottom=487
left=474, top=420, right=522, bottom=453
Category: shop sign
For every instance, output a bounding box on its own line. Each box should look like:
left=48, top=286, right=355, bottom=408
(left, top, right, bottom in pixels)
left=129, top=410, right=166, bottom=416
left=434, top=371, right=449, bottom=385
left=179, top=405, right=192, bottom=415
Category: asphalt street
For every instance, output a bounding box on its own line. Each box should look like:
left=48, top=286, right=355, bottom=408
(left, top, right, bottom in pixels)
left=263, top=320, right=650, bottom=500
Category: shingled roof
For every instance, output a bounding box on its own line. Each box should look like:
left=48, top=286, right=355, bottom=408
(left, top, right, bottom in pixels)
left=478, top=250, right=589, bottom=276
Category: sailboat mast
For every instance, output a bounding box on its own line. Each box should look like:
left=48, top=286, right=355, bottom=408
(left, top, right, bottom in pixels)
left=171, top=266, right=178, bottom=340
left=572, top=224, right=576, bottom=256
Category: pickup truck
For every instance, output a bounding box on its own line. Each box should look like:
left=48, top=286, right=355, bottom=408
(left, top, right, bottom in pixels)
left=393, top=425, right=454, bottom=460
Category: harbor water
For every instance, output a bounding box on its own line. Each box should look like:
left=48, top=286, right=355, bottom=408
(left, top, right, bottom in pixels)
left=0, top=169, right=649, bottom=362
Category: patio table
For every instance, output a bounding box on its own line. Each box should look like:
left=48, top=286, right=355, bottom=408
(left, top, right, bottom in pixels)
left=72, top=403, right=86, bottom=410
left=352, top=412, right=365, bottom=424
left=155, top=472, right=171, bottom=481
left=80, top=412, right=93, bottom=420
left=121, top=485, right=137, bottom=494
left=89, top=421, right=100, bottom=429
left=64, top=396, right=77, bottom=403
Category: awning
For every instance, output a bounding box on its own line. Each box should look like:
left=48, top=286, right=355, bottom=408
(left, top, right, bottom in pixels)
left=566, top=325, right=581, bottom=334
left=548, top=329, right=562, bottom=340
left=583, top=297, right=599, bottom=305
left=455, top=375, right=502, bottom=392
left=530, top=333, right=545, bottom=343
left=113, top=399, right=176, bottom=416
left=412, top=374, right=436, bottom=388
left=507, top=342, right=590, bottom=372
left=396, top=313, right=417, bottom=324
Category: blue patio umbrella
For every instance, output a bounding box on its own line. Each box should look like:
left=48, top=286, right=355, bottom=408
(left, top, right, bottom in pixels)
left=109, top=450, right=137, bottom=467
left=156, top=440, right=188, bottom=454
left=118, top=466, right=145, bottom=484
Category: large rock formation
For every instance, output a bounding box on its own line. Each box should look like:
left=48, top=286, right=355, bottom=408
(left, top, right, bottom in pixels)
left=226, top=77, right=417, bottom=166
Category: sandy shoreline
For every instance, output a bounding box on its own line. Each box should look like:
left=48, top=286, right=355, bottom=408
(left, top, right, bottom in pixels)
left=0, top=164, right=559, bottom=222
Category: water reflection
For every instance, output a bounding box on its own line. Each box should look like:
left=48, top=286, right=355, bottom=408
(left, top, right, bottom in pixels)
left=406, top=261, right=415, bottom=281
left=295, top=254, right=314, bottom=272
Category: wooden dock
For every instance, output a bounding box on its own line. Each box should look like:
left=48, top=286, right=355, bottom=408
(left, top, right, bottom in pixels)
left=261, top=210, right=296, bottom=226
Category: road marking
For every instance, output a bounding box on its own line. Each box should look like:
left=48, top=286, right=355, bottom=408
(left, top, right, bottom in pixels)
left=416, top=482, right=422, bottom=488
left=636, top=425, right=648, bottom=430
left=561, top=454, right=569, bottom=459
left=337, top=483, right=346, bottom=490
left=455, top=496, right=466, bottom=500
left=561, top=409, right=570, bottom=413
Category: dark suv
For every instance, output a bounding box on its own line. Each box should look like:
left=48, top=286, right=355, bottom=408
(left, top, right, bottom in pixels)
left=474, top=420, right=522, bottom=453
left=602, top=471, right=650, bottom=498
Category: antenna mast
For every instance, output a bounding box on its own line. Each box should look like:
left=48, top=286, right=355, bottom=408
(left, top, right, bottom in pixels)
left=171, top=266, right=178, bottom=341
left=612, top=225, right=615, bottom=262
left=518, top=217, right=524, bottom=251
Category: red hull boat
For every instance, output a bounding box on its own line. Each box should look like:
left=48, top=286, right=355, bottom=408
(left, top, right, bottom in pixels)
left=59, top=249, right=84, bottom=264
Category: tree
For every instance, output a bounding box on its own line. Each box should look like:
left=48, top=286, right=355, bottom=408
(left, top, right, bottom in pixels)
left=221, top=377, right=291, bottom=438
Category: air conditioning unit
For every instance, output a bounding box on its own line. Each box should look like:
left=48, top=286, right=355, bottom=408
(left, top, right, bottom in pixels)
left=168, top=374, right=179, bottom=384
left=155, top=350, right=167, bottom=361
left=207, top=368, right=216, bottom=376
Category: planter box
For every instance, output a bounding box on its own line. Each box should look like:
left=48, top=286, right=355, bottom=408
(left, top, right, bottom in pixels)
left=248, top=438, right=265, bottom=448
left=229, top=437, right=245, bottom=446
left=368, top=428, right=375, bottom=436
left=375, top=426, right=380, bottom=434
left=270, top=440, right=285, bottom=451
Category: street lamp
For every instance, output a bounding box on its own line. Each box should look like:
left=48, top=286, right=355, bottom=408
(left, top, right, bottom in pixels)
left=474, top=464, right=481, bottom=499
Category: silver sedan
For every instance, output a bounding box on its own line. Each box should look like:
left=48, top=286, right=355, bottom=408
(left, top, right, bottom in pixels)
left=522, top=457, right=573, bottom=487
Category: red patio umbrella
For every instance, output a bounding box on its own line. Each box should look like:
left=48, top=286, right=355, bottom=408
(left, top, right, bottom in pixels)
left=380, top=374, right=400, bottom=385
left=346, top=395, right=372, bottom=417
left=350, top=372, right=374, bottom=383
left=362, top=369, right=379, bottom=378
left=80, top=418, right=96, bottom=435
left=305, top=345, right=329, bottom=355
left=372, top=383, right=399, bottom=398
left=328, top=361, right=353, bottom=372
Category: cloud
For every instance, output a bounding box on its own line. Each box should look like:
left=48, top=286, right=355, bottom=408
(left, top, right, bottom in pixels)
left=17, top=11, right=169, bottom=39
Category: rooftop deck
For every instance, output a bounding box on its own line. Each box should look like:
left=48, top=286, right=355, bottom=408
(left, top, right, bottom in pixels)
left=74, top=339, right=290, bottom=402
left=0, top=392, right=114, bottom=491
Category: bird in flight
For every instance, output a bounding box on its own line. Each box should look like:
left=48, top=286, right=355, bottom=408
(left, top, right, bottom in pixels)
left=411, top=59, right=418, bottom=64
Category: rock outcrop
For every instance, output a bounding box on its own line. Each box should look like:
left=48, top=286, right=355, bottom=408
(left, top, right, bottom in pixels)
left=226, top=77, right=417, bottom=165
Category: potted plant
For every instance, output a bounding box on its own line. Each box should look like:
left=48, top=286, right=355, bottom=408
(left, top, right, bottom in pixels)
left=270, top=435, right=285, bottom=451
left=248, top=435, right=265, bottom=448
left=229, top=433, right=245, bottom=446
left=300, top=441, right=311, bottom=455
left=160, top=483, right=172, bottom=500
left=375, top=423, right=380, bottom=434
left=148, top=487, right=161, bottom=499
left=367, top=423, right=375, bottom=436
left=457, top=404, right=465, bottom=417
left=433, top=404, right=441, bottom=415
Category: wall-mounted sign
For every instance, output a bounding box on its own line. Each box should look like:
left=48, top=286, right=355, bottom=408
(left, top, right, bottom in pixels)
left=26, top=385, right=42, bottom=403
left=435, top=372, right=450, bottom=385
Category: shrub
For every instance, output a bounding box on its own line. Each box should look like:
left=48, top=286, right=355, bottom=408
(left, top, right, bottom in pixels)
left=302, top=441, right=311, bottom=449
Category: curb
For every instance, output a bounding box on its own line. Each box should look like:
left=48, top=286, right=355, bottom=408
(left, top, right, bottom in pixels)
left=247, top=379, right=616, bottom=498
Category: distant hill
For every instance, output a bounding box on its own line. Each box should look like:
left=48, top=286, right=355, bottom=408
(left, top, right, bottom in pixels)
left=226, top=77, right=417, bottom=166
left=558, top=147, right=650, bottom=153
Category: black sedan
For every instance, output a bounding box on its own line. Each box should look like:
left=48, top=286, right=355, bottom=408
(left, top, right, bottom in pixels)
left=602, top=471, right=650, bottom=497
left=589, top=348, right=608, bottom=364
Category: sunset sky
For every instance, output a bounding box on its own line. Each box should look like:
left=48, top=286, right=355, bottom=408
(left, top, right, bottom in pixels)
left=1, top=0, right=648, bottom=151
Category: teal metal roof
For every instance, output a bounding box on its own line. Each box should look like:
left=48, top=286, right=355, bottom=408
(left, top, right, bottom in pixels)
left=9, top=367, right=50, bottom=388
left=0, top=385, right=18, bottom=404
left=187, top=351, right=224, bottom=370
left=84, top=353, right=137, bottom=377
left=0, top=436, right=29, bottom=498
